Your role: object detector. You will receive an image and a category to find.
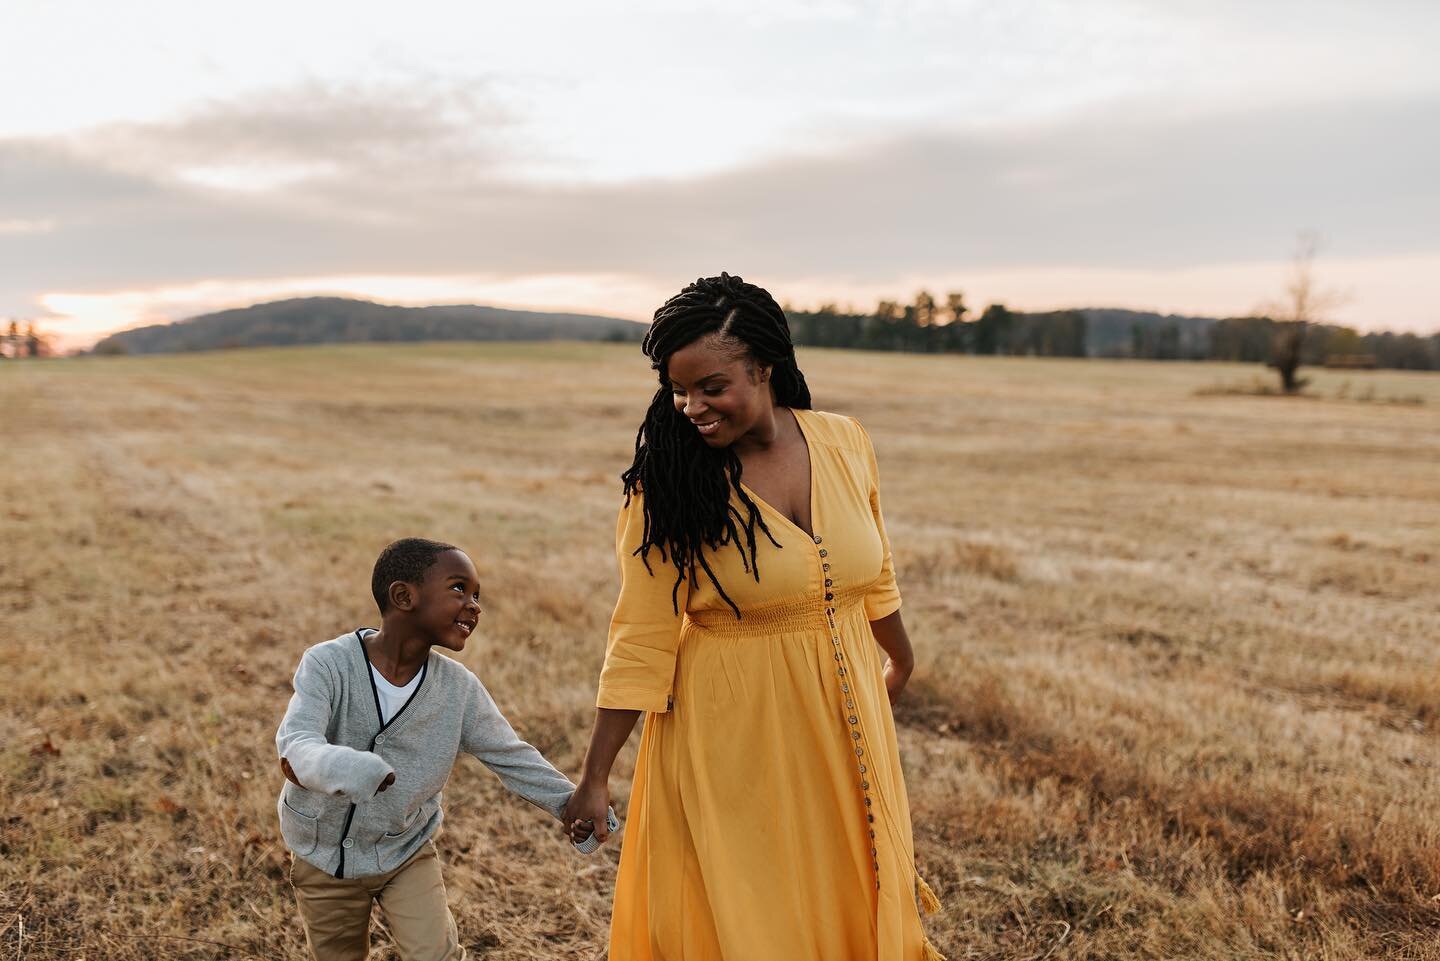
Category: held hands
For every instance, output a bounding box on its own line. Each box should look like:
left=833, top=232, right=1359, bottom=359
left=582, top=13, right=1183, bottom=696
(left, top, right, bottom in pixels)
left=562, top=778, right=613, bottom=847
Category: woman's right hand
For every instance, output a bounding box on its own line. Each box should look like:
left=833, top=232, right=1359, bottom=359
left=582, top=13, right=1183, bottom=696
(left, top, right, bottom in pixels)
left=563, top=777, right=613, bottom=843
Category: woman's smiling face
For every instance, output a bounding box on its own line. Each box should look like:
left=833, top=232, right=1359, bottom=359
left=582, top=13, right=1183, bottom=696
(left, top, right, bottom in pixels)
left=665, top=334, right=772, bottom=449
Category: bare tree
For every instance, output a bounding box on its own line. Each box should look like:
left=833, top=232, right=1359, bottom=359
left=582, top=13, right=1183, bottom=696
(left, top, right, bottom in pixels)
left=1262, top=231, right=1346, bottom=394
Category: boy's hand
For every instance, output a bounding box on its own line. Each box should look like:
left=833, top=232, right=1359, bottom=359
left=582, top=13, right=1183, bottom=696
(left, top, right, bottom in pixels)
left=566, top=818, right=596, bottom=845
left=562, top=779, right=611, bottom=843
left=375, top=772, right=396, bottom=795
left=280, top=757, right=304, bottom=788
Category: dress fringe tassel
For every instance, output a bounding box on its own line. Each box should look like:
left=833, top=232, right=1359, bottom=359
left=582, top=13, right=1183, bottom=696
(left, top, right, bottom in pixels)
left=916, top=874, right=941, bottom=915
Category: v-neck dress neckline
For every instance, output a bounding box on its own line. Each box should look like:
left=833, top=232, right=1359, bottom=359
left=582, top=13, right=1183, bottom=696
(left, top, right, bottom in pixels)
left=737, top=406, right=819, bottom=542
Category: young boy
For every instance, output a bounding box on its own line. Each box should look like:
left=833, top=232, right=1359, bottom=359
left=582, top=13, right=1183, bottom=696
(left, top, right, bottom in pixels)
left=276, top=537, right=587, bottom=961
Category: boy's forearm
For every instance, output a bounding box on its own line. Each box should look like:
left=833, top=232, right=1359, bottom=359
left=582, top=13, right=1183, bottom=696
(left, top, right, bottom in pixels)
left=468, top=735, right=578, bottom=819
left=278, top=731, right=395, bottom=801
left=461, top=681, right=577, bottom=819
left=277, top=657, right=393, bottom=802
left=580, top=708, right=641, bottom=784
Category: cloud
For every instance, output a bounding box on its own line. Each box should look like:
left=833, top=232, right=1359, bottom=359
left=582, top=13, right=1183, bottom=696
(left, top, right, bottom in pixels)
left=3, top=82, right=1437, bottom=326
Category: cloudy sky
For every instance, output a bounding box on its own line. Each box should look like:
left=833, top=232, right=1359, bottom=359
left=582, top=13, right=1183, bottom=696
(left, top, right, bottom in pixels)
left=4, top=0, right=1438, bottom=348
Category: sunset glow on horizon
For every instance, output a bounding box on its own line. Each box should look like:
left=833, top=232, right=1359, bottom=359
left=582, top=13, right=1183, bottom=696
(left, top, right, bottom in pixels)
left=4, top=1, right=1437, bottom=349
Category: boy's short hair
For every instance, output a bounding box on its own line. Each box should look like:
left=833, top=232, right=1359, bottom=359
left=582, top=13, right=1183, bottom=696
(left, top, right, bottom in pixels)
left=372, top=538, right=458, bottom=613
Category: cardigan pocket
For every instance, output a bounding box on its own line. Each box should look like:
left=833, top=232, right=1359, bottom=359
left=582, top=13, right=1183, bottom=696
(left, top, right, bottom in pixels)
left=384, top=796, right=437, bottom=839
left=280, top=794, right=320, bottom=856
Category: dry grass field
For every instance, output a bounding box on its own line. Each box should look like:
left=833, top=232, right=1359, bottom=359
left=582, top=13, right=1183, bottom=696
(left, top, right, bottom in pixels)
left=2, top=342, right=1439, bottom=960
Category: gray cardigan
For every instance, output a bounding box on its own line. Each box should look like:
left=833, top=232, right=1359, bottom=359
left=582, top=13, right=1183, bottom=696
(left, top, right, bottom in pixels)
left=275, top=630, right=576, bottom=878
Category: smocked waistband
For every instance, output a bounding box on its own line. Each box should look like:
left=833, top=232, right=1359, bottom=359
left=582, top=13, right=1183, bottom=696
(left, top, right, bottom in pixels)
left=684, top=583, right=872, bottom=636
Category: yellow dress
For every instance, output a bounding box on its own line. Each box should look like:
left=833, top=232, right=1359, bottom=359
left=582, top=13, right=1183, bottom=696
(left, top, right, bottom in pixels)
left=598, top=409, right=936, bottom=961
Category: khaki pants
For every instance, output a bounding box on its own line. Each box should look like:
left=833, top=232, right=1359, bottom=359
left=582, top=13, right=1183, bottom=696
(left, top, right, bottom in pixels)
left=290, top=842, right=466, bottom=961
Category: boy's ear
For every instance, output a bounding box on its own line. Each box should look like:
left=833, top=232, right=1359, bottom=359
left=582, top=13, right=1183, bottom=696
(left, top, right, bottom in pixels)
left=388, top=580, right=418, bottom=612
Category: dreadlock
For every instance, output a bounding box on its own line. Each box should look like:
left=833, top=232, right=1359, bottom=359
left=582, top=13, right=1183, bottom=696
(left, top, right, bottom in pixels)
left=620, top=272, right=813, bottom=618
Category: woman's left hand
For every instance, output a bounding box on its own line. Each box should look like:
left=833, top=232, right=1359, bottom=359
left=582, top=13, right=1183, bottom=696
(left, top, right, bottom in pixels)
left=870, top=611, right=915, bottom=706
left=883, top=657, right=913, bottom=705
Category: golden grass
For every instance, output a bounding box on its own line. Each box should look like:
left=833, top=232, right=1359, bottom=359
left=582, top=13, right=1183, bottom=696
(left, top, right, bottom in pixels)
left=2, top=344, right=1438, bottom=959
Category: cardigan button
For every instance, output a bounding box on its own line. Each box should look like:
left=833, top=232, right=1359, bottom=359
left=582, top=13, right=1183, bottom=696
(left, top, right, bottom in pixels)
left=342, top=838, right=354, bottom=849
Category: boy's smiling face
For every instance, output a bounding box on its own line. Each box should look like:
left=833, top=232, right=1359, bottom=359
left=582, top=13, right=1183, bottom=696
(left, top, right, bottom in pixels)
left=410, top=549, right=483, bottom=652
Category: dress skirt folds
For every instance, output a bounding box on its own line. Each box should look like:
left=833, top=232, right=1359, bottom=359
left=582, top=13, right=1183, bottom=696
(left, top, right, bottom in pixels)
left=597, top=409, right=939, bottom=961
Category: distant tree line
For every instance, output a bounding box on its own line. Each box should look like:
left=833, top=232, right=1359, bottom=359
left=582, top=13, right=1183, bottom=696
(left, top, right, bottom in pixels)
left=784, top=292, right=1087, bottom=357
left=1133, top=316, right=1440, bottom=371
left=783, top=292, right=1440, bottom=371
left=0, top=320, right=52, bottom=359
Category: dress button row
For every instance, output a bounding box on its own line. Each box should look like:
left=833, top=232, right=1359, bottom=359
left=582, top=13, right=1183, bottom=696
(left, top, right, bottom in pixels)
left=819, top=538, right=879, bottom=894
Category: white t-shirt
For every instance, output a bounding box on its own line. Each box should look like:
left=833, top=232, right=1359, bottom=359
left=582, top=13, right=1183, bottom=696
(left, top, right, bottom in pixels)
left=370, top=664, right=423, bottom=724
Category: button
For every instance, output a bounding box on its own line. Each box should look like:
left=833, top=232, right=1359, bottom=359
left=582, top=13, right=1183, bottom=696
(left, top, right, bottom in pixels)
left=861, top=780, right=869, bottom=789
left=846, top=699, right=854, bottom=709
left=868, top=813, right=875, bottom=823
left=818, top=549, right=828, bottom=557
left=864, top=797, right=872, bottom=806
left=834, top=653, right=843, bottom=662
left=838, top=667, right=846, bottom=676
left=841, top=684, right=849, bottom=693
left=854, top=747, right=863, bottom=757
left=824, top=579, right=833, bottom=587
left=342, top=838, right=354, bottom=849
left=376, top=735, right=385, bottom=744
left=849, top=715, right=858, bottom=724
left=825, top=593, right=834, bottom=601
left=813, top=535, right=823, bottom=544
left=851, top=731, right=861, bottom=740
left=823, top=563, right=830, bottom=572
left=859, top=764, right=867, bottom=774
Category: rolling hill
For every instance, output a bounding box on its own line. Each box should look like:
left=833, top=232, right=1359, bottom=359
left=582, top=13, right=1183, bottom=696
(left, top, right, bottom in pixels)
left=91, top=296, right=646, bottom=354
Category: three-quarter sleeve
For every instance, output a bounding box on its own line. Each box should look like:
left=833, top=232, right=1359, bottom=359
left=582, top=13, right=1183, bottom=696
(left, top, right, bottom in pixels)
left=596, top=491, right=689, bottom=713
left=854, top=418, right=903, bottom=621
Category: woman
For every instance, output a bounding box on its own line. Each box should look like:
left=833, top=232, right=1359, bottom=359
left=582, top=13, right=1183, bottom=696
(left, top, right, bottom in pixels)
left=565, top=274, right=942, bottom=961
